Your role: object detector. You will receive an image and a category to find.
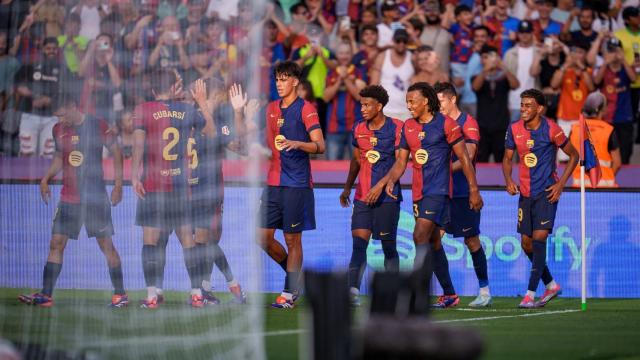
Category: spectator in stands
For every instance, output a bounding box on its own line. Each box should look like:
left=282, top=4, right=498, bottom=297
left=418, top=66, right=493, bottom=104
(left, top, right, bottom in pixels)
left=370, top=29, right=413, bottom=120
left=594, top=37, right=636, bottom=164
left=472, top=44, right=519, bottom=162
left=551, top=41, right=595, bottom=159
left=419, top=0, right=451, bottom=74
left=261, top=20, right=287, bottom=102
left=564, top=7, right=597, bottom=49
left=613, top=6, right=640, bottom=144
left=323, top=42, right=364, bottom=160
left=482, top=0, right=520, bottom=56
left=14, top=37, right=61, bottom=157
left=460, top=25, right=491, bottom=118
left=377, top=1, right=402, bottom=49
left=531, top=37, right=567, bottom=119
left=0, top=0, right=30, bottom=42
left=157, top=0, right=187, bottom=21
left=305, top=0, right=336, bottom=35
left=206, top=0, right=239, bottom=21
left=410, top=45, right=449, bottom=85
left=276, top=2, right=312, bottom=53
left=180, top=0, right=207, bottom=45
left=148, top=15, right=190, bottom=75
left=446, top=4, right=475, bottom=90
left=78, top=33, right=123, bottom=125
left=569, top=92, right=621, bottom=187
left=34, top=0, right=65, bottom=38
left=71, top=0, right=108, bottom=40
left=505, top=20, right=540, bottom=123
left=351, top=24, right=378, bottom=83
left=10, top=17, right=46, bottom=65
left=123, top=0, right=159, bottom=77
left=531, top=0, right=563, bottom=41
left=203, top=17, right=237, bottom=84
left=0, top=31, right=21, bottom=155
left=57, top=13, right=88, bottom=78
left=402, top=16, right=424, bottom=51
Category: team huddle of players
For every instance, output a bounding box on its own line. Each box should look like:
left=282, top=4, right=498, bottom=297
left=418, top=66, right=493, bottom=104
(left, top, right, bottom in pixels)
left=18, top=60, right=579, bottom=310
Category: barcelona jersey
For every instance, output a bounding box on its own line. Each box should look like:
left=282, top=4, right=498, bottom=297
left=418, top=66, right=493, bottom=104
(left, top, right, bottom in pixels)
left=505, top=118, right=568, bottom=198
left=265, top=97, right=321, bottom=188
left=352, top=117, right=403, bottom=203
left=451, top=112, right=480, bottom=198
left=399, top=113, right=463, bottom=201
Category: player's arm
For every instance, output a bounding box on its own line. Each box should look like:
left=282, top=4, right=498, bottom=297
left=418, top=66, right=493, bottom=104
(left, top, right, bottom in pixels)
left=502, top=148, right=519, bottom=195
left=131, top=129, right=146, bottom=199
left=384, top=148, right=409, bottom=199
left=340, top=148, right=360, bottom=208
left=40, top=151, right=63, bottom=205
left=451, top=140, right=483, bottom=211
left=546, top=140, right=578, bottom=203
left=452, top=142, right=477, bottom=172
left=368, top=53, right=384, bottom=85
left=108, top=141, right=123, bottom=206
left=281, top=128, right=325, bottom=153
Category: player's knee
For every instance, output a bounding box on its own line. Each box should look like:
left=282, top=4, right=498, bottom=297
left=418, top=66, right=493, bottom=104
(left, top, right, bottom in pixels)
left=521, top=239, right=533, bottom=254
left=464, top=237, right=481, bottom=252
left=49, top=237, right=67, bottom=253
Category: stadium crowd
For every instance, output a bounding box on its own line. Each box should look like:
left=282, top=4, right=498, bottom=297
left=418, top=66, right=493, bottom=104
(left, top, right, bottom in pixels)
left=0, top=0, right=639, bottom=164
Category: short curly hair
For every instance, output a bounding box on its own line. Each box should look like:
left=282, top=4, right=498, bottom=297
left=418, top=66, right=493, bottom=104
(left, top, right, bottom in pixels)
left=407, top=82, right=440, bottom=115
left=359, top=85, right=389, bottom=107
left=520, top=88, right=545, bottom=106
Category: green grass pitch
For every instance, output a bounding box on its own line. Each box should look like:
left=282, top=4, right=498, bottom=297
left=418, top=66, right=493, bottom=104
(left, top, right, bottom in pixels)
left=1, top=289, right=639, bottom=359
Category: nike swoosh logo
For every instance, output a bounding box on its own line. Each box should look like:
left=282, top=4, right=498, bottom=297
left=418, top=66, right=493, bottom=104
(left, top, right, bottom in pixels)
left=358, top=134, right=367, bottom=138
left=516, top=135, right=524, bottom=138
left=98, top=226, right=110, bottom=232
left=291, top=222, right=301, bottom=228
left=407, top=128, right=415, bottom=132
left=463, top=227, right=472, bottom=232
left=380, top=232, right=390, bottom=236
left=425, top=210, right=435, bottom=215
left=540, top=220, right=551, bottom=225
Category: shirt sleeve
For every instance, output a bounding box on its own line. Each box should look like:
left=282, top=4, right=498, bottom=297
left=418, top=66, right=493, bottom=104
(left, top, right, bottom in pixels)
left=302, top=102, right=321, bottom=133
left=444, top=116, right=464, bottom=146
left=549, top=120, right=568, bottom=148
left=399, top=123, right=409, bottom=150
left=133, top=104, right=146, bottom=131
left=351, top=124, right=359, bottom=148
left=215, top=106, right=234, bottom=147
left=463, top=116, right=480, bottom=144
left=608, top=130, right=619, bottom=152
left=505, top=124, right=515, bottom=150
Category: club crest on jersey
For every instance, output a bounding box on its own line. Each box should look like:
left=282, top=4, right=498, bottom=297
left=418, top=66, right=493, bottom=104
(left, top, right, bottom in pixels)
left=369, top=136, right=378, bottom=146
left=221, top=126, right=230, bottom=135
left=414, top=149, right=428, bottom=165
left=71, top=135, right=79, bottom=145
left=418, top=131, right=425, bottom=140
left=68, top=150, right=84, bottom=167
left=274, top=134, right=286, bottom=151
left=277, top=118, right=285, bottom=127
left=366, top=150, right=380, bottom=164
left=524, top=152, right=538, bottom=168
left=526, top=139, right=534, bottom=149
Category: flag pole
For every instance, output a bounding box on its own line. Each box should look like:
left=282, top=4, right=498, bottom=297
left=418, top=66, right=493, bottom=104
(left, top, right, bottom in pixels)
left=580, top=164, right=586, bottom=311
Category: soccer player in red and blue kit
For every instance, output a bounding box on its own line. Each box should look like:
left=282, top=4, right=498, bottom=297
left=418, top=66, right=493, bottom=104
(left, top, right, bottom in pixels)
left=131, top=70, right=215, bottom=309
left=502, top=89, right=578, bottom=308
left=435, top=82, right=491, bottom=307
left=19, top=93, right=127, bottom=308
left=259, top=61, right=325, bottom=309
left=385, top=82, right=483, bottom=309
left=339, top=85, right=403, bottom=307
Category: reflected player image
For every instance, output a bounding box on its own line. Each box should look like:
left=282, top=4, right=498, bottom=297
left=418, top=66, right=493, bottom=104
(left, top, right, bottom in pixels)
left=435, top=82, right=491, bottom=307
left=502, top=89, right=579, bottom=308
left=258, top=61, right=325, bottom=309
left=131, top=70, right=215, bottom=309
left=340, top=85, right=403, bottom=307
left=18, top=93, right=127, bottom=308
left=385, top=82, right=483, bottom=309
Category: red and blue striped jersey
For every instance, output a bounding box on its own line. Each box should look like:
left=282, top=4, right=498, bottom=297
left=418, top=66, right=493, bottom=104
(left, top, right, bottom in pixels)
left=601, top=67, right=634, bottom=124
left=451, top=112, right=480, bottom=198
left=326, top=66, right=364, bottom=134
left=53, top=116, right=114, bottom=204
left=266, top=97, right=321, bottom=188
left=449, top=24, right=474, bottom=64
left=505, top=118, right=568, bottom=198
left=399, top=113, right=463, bottom=201
left=352, top=117, right=403, bottom=203
left=134, top=101, right=204, bottom=194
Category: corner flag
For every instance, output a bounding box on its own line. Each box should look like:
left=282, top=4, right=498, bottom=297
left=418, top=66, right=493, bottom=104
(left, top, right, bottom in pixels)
left=579, top=114, right=601, bottom=188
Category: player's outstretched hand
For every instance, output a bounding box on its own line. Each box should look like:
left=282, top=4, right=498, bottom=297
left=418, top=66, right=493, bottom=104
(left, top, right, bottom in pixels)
left=545, top=182, right=563, bottom=203
left=229, top=83, right=247, bottom=112
left=364, top=184, right=383, bottom=206
left=40, top=180, right=50, bottom=205
left=111, top=184, right=122, bottom=206
left=190, top=78, right=208, bottom=110
left=505, top=179, right=519, bottom=195
left=339, top=189, right=351, bottom=208
left=385, top=180, right=397, bottom=200
left=469, top=189, right=483, bottom=211
left=132, top=178, right=146, bottom=199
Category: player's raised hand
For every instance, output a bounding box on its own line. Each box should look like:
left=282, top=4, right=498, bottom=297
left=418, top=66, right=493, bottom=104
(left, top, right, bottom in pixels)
left=469, top=189, right=484, bottom=211
left=39, top=180, right=50, bottom=205
left=505, top=179, right=519, bottom=195
left=545, top=182, right=563, bottom=203
left=339, top=189, right=351, bottom=208
left=190, top=78, right=208, bottom=110
left=385, top=180, right=398, bottom=200
left=229, top=83, right=247, bottom=112
left=364, top=184, right=384, bottom=206
left=132, top=178, right=146, bottom=199
left=111, top=184, right=122, bottom=206
left=172, top=69, right=184, bottom=100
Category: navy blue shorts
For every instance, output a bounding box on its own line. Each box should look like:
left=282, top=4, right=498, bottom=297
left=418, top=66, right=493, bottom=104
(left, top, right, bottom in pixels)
left=52, top=199, right=113, bottom=240
left=351, top=200, right=400, bottom=241
left=259, top=186, right=316, bottom=233
left=517, top=194, right=558, bottom=237
left=413, top=195, right=450, bottom=227
left=191, top=198, right=223, bottom=234
left=445, top=197, right=481, bottom=238
left=135, top=191, right=191, bottom=230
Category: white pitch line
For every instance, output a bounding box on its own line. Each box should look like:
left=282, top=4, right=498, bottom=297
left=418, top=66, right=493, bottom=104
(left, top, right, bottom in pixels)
left=434, top=309, right=580, bottom=323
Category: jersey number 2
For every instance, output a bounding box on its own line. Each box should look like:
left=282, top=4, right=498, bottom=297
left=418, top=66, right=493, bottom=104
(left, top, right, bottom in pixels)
left=162, top=127, right=198, bottom=169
